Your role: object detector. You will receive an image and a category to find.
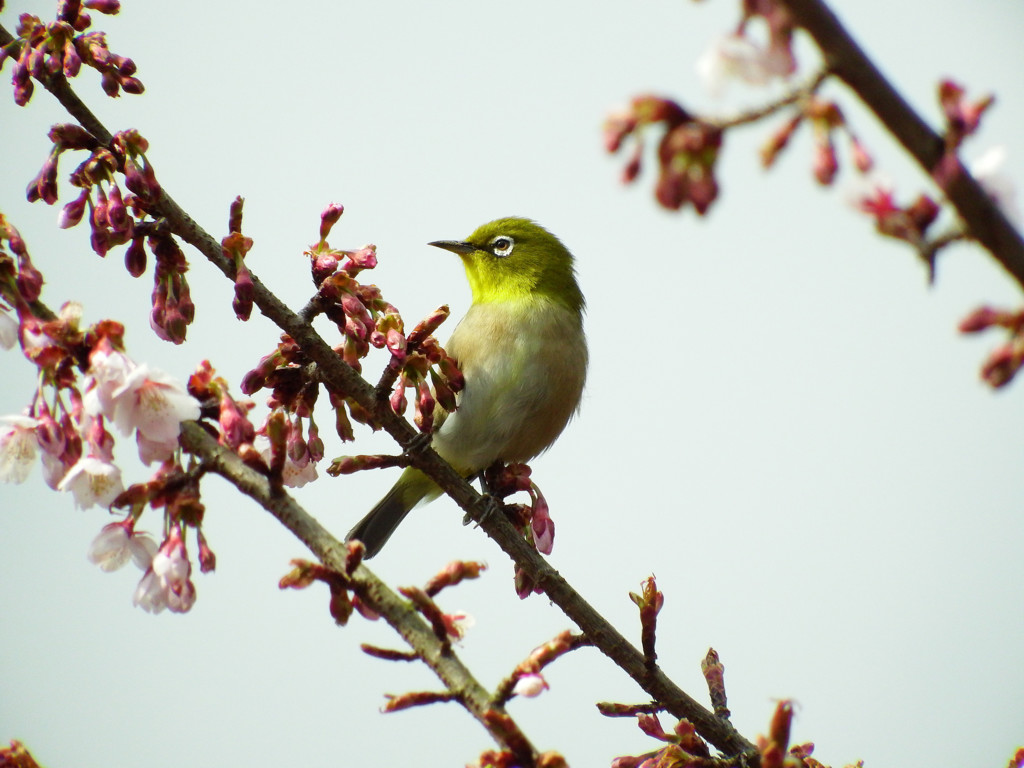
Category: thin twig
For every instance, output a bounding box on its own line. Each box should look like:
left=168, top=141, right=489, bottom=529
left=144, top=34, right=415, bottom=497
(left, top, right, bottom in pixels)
left=709, top=68, right=830, bottom=130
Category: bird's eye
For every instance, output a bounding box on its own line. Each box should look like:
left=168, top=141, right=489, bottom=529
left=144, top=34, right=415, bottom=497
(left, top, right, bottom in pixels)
left=490, top=236, right=514, bottom=257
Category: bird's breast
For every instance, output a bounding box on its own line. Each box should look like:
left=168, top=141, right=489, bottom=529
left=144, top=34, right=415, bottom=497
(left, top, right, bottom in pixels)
left=432, top=298, right=587, bottom=473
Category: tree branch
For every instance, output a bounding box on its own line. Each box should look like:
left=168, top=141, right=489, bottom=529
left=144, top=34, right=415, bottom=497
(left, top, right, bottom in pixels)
left=5, top=21, right=755, bottom=757
left=178, top=421, right=539, bottom=764
left=776, top=0, right=1024, bottom=289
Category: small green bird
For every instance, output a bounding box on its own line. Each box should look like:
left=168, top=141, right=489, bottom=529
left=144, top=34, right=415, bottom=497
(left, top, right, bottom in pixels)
left=347, top=217, right=588, bottom=557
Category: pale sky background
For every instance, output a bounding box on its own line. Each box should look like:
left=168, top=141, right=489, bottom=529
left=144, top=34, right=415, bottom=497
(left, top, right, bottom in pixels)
left=1, top=1, right=1022, bottom=766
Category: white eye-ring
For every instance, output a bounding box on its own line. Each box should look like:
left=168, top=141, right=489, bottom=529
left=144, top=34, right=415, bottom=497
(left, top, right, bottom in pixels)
left=490, top=235, right=515, bottom=258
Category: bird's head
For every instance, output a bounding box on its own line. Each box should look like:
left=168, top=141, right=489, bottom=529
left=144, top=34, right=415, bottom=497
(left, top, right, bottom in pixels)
left=429, top=217, right=584, bottom=315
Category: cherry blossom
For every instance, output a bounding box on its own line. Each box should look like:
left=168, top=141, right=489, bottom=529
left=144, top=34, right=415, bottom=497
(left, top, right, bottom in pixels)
left=136, top=430, right=178, bottom=466
left=254, top=434, right=318, bottom=488
left=87, top=518, right=157, bottom=572
left=696, top=34, right=794, bottom=98
left=441, top=611, right=475, bottom=642
left=108, top=364, right=201, bottom=444
left=0, top=415, right=40, bottom=484
left=82, top=346, right=136, bottom=419
left=133, top=526, right=196, bottom=614
left=57, top=455, right=124, bottom=509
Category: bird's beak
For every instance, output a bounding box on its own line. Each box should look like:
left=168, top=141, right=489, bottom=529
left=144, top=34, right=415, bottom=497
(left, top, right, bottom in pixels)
left=428, top=239, right=476, bottom=255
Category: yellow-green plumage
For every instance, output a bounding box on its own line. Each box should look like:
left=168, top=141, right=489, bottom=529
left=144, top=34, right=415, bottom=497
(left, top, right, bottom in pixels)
left=346, top=218, right=587, bottom=557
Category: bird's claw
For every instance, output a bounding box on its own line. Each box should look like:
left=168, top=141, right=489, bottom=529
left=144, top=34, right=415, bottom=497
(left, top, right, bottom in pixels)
left=404, top=431, right=433, bottom=456
left=463, top=494, right=502, bottom=528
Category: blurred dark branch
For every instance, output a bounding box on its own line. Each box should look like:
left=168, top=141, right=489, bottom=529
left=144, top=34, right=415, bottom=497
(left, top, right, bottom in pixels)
left=777, top=0, right=1024, bottom=289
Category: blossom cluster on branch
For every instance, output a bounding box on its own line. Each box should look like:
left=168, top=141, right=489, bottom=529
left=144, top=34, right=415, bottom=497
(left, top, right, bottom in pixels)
left=603, top=0, right=1024, bottom=388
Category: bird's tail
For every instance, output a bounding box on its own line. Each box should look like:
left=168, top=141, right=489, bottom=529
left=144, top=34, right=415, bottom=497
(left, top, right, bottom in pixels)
left=346, top=468, right=440, bottom=558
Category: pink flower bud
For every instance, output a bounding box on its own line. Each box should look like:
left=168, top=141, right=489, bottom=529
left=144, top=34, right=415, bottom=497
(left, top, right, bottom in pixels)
left=16, top=260, right=43, bottom=303
left=124, top=235, right=146, bottom=277
left=90, top=227, right=110, bottom=257
left=233, top=263, right=255, bottom=321
left=120, top=75, right=144, bottom=95
left=655, top=169, right=687, bottom=211
left=531, top=496, right=555, bottom=555
left=197, top=530, right=216, bottom=573
left=636, top=713, right=669, bottom=741
left=385, top=328, right=406, bottom=359
left=49, top=123, right=97, bottom=150
left=219, top=394, right=256, bottom=448
left=981, top=344, right=1020, bottom=388
left=13, top=59, right=34, bottom=106
left=59, top=189, right=89, bottom=229
left=414, top=381, right=434, bottom=433
left=57, top=0, right=84, bottom=23
left=319, top=203, right=344, bottom=241
left=107, top=183, right=130, bottom=231
left=812, top=139, right=838, bottom=186
left=390, top=380, right=407, bottom=415
left=311, top=248, right=339, bottom=284
left=687, top=171, right=719, bottom=216
left=760, top=114, right=803, bottom=169
left=850, top=136, right=874, bottom=173
left=511, top=673, right=548, bottom=698
left=906, top=194, right=940, bottom=235
left=84, top=0, right=121, bottom=15
left=116, top=56, right=136, bottom=76
left=346, top=244, right=377, bottom=271
left=958, top=306, right=1000, bottom=334
left=63, top=39, right=82, bottom=77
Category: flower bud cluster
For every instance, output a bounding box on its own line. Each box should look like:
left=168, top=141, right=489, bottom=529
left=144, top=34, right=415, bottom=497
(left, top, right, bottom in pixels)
left=44, top=125, right=161, bottom=253
left=760, top=97, right=874, bottom=187
left=610, top=714, right=711, bottom=768
left=149, top=232, right=194, bottom=344
left=958, top=305, right=1024, bottom=388
left=237, top=335, right=323, bottom=488
left=222, top=196, right=255, bottom=321
left=1, top=213, right=44, bottom=308
left=604, top=96, right=722, bottom=215
left=854, top=182, right=940, bottom=250
left=2, top=4, right=138, bottom=107
left=24, top=124, right=185, bottom=343
left=388, top=308, right=464, bottom=434
left=932, top=80, right=1003, bottom=201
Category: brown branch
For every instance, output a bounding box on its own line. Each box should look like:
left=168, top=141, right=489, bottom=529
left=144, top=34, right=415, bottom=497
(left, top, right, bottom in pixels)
left=178, top=421, right=538, bottom=764
left=9, top=31, right=755, bottom=758
left=776, top=0, right=1024, bottom=290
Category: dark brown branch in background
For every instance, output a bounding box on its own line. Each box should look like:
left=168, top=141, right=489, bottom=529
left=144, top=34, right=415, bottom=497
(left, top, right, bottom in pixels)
left=0, top=23, right=753, bottom=757
left=777, top=0, right=1024, bottom=290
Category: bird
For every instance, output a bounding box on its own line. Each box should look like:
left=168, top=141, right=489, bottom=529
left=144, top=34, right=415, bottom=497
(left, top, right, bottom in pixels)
left=346, top=217, right=588, bottom=558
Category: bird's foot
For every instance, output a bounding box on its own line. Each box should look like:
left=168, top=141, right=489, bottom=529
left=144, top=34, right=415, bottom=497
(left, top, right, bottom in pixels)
left=403, top=430, right=432, bottom=458
left=463, top=493, right=502, bottom=528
